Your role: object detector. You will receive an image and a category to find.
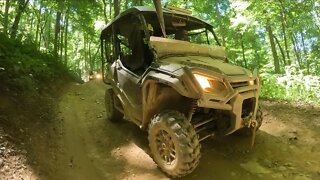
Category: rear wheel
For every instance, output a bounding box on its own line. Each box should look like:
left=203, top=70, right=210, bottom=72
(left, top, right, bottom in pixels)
left=235, top=106, right=263, bottom=136
left=105, top=89, right=122, bottom=122
left=148, top=111, right=201, bottom=177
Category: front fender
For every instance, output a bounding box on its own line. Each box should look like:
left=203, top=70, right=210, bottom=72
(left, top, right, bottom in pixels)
left=141, top=67, right=202, bottom=99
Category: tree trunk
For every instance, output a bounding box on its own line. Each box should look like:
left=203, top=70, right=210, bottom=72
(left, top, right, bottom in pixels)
left=39, top=13, right=49, bottom=49
left=109, top=0, right=112, bottom=19
left=114, top=0, right=120, bottom=17
left=214, top=1, right=226, bottom=47
left=266, top=24, right=281, bottom=74
left=125, top=0, right=129, bottom=9
left=64, top=14, right=69, bottom=67
left=272, top=34, right=286, bottom=66
left=54, top=11, right=62, bottom=60
left=4, top=0, right=10, bottom=35
left=278, top=0, right=291, bottom=65
left=291, top=33, right=302, bottom=68
left=74, top=38, right=80, bottom=75
left=89, top=42, right=93, bottom=72
left=84, top=34, right=88, bottom=74
left=300, top=31, right=309, bottom=74
left=300, top=31, right=307, bottom=55
left=35, top=19, right=40, bottom=46
left=35, top=5, right=42, bottom=47
left=60, top=15, right=64, bottom=62
left=102, top=0, right=108, bottom=23
left=45, top=10, right=51, bottom=49
left=10, top=0, right=30, bottom=39
left=240, top=34, right=247, bottom=68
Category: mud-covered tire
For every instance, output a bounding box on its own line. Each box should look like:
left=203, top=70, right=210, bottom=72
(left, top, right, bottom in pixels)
left=235, top=106, right=263, bottom=137
left=105, top=89, right=122, bottom=122
left=148, top=110, right=201, bottom=177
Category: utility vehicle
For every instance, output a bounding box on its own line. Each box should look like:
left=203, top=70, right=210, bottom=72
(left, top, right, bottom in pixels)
left=100, top=6, right=262, bottom=177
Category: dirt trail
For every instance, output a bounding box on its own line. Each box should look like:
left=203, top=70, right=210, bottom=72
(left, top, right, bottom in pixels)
left=54, top=81, right=166, bottom=180
left=56, top=82, right=105, bottom=180
left=1, top=81, right=320, bottom=180
left=53, top=81, right=320, bottom=180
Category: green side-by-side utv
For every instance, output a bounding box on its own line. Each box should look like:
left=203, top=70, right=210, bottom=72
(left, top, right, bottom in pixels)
left=100, top=5, right=263, bottom=177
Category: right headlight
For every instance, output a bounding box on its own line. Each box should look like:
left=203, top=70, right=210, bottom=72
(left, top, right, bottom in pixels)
left=249, top=80, right=255, bottom=85
left=193, top=73, right=228, bottom=96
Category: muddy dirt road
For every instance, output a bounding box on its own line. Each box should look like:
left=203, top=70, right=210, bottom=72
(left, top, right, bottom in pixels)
left=1, top=81, right=320, bottom=180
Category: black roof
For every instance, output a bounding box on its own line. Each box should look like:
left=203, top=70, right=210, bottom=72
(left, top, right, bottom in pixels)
left=100, top=6, right=213, bottom=39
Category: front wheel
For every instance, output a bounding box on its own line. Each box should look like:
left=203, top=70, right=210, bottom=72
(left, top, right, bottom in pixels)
left=148, top=111, right=201, bottom=177
left=105, top=89, right=122, bottom=122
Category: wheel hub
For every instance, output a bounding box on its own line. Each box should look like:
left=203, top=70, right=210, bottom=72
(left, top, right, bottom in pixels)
left=156, top=130, right=176, bottom=165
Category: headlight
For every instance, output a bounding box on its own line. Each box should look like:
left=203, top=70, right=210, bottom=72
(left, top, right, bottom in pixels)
left=249, top=80, right=254, bottom=85
left=194, top=74, right=211, bottom=89
left=193, top=73, right=228, bottom=96
left=95, top=74, right=102, bottom=79
left=249, top=76, right=260, bottom=86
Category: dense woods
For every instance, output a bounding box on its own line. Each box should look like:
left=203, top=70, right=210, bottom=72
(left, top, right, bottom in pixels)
left=1, top=1, right=320, bottom=179
left=0, top=0, right=319, bottom=102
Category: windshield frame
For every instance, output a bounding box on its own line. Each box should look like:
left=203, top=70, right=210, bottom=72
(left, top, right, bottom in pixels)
left=141, top=11, right=221, bottom=46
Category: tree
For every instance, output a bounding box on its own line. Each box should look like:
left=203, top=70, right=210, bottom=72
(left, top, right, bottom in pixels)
left=3, top=0, right=10, bottom=35
left=278, top=0, right=291, bottom=65
left=266, top=22, right=281, bottom=74
left=54, top=0, right=63, bottom=60
left=10, top=0, right=30, bottom=39
left=114, top=0, right=120, bottom=17
left=64, top=10, right=69, bottom=66
left=0, top=0, right=319, bottom=79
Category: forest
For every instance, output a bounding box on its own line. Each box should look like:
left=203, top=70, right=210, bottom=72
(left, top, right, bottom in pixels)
left=1, top=0, right=320, bottom=102
left=0, top=0, right=320, bottom=179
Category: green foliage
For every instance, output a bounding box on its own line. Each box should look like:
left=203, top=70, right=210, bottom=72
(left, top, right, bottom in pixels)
left=1, top=0, right=319, bottom=104
left=0, top=33, right=70, bottom=91
left=260, top=64, right=320, bottom=103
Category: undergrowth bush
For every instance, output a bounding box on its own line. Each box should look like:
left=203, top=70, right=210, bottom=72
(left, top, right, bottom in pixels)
left=0, top=33, right=71, bottom=91
left=260, top=64, right=320, bottom=103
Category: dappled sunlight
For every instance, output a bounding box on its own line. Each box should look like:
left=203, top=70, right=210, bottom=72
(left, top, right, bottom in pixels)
left=111, top=142, right=156, bottom=169
left=260, top=115, right=320, bottom=145
left=111, top=142, right=168, bottom=180
left=260, top=117, right=290, bottom=137
left=94, top=20, right=106, bottom=31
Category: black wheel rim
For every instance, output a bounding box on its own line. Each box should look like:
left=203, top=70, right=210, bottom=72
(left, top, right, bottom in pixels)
left=155, top=130, right=176, bottom=165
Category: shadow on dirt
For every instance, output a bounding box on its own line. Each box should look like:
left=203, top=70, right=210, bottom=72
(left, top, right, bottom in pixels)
left=112, top=120, right=267, bottom=180
left=0, top=88, right=63, bottom=179
left=100, top=99, right=320, bottom=180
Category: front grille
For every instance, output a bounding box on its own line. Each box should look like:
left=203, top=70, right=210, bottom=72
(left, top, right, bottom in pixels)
left=230, top=81, right=249, bottom=88
left=242, top=98, right=255, bottom=118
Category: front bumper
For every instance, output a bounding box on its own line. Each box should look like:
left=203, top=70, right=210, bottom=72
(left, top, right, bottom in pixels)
left=197, top=79, right=261, bottom=135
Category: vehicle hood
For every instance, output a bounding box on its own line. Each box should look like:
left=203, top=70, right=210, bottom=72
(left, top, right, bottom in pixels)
left=150, top=37, right=251, bottom=76
left=157, top=56, right=251, bottom=76
left=150, top=36, right=227, bottom=61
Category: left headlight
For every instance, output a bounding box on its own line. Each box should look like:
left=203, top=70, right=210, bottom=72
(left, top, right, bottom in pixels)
left=194, top=74, right=211, bottom=90
left=193, top=73, right=228, bottom=96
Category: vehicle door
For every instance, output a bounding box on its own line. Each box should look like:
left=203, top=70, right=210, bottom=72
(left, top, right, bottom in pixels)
left=113, top=14, right=148, bottom=122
